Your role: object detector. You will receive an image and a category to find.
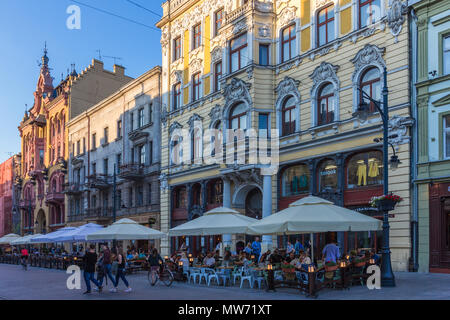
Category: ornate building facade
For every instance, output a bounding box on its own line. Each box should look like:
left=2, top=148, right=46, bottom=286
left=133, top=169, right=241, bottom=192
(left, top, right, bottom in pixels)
left=410, top=0, right=450, bottom=273
left=157, top=0, right=412, bottom=271
left=66, top=67, right=162, bottom=252
left=0, top=155, right=21, bottom=237
left=17, top=48, right=133, bottom=235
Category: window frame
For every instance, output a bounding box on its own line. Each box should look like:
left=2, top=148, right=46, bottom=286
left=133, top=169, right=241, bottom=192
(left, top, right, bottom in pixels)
left=360, top=67, right=381, bottom=113
left=359, top=0, right=380, bottom=28
left=229, top=103, right=247, bottom=130
left=192, top=72, right=201, bottom=102
left=317, top=83, right=335, bottom=126
left=444, top=114, right=450, bottom=160
left=229, top=33, right=248, bottom=73
left=282, top=24, right=296, bottom=62
left=282, top=97, right=296, bottom=136
left=214, top=61, right=222, bottom=92
left=173, top=36, right=182, bottom=61
left=138, top=108, right=145, bottom=128
left=259, top=43, right=270, bottom=66
left=173, top=82, right=181, bottom=110
left=214, top=8, right=224, bottom=37
left=317, top=5, right=335, bottom=47
left=193, top=23, right=202, bottom=50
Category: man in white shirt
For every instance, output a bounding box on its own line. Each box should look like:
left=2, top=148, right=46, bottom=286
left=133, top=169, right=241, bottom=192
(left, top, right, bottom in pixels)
left=203, top=253, right=215, bottom=267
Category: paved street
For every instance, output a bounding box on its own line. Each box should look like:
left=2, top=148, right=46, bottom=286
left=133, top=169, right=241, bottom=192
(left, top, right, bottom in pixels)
left=0, top=264, right=449, bottom=300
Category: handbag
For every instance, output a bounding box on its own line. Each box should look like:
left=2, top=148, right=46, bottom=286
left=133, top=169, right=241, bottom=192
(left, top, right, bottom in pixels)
left=111, top=261, right=119, bottom=276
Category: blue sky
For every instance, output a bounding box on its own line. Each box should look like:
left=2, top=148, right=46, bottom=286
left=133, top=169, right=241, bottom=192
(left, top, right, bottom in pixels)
left=0, top=0, right=164, bottom=163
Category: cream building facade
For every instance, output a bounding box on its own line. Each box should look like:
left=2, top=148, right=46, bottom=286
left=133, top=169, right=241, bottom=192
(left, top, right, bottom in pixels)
left=157, top=0, right=413, bottom=271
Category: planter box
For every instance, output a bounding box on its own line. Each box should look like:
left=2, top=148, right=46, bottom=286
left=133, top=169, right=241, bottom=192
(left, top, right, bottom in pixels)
left=376, top=199, right=398, bottom=212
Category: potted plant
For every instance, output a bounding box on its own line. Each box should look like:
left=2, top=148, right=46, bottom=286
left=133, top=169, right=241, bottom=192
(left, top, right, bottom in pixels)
left=324, top=261, right=338, bottom=272
left=281, top=262, right=296, bottom=281
left=370, top=193, right=403, bottom=212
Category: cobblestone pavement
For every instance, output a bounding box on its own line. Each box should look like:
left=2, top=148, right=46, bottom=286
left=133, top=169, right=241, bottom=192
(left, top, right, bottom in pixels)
left=0, top=264, right=449, bottom=300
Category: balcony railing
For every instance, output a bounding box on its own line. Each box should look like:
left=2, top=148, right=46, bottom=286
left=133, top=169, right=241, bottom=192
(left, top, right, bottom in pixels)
left=64, top=183, right=84, bottom=195
left=85, top=207, right=113, bottom=219
left=46, top=191, right=65, bottom=204
left=119, top=163, right=146, bottom=181
left=87, top=174, right=112, bottom=190
left=19, top=199, right=35, bottom=209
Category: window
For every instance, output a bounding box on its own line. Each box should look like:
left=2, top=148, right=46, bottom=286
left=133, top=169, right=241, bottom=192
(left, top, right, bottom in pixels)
left=317, top=5, right=334, bottom=46
left=360, top=67, right=381, bottom=113
left=282, top=96, right=297, bottom=136
left=317, top=83, right=335, bottom=125
left=259, top=44, right=269, bottom=66
left=76, top=140, right=80, bottom=155
left=129, top=187, right=133, bottom=207
left=444, top=115, right=450, bottom=159
left=193, top=23, right=201, bottom=50
left=214, top=8, right=224, bottom=36
left=117, top=120, right=122, bottom=139
left=318, top=159, right=338, bottom=192
left=359, top=0, right=381, bottom=28
left=173, top=83, right=181, bottom=110
left=137, top=185, right=144, bottom=207
left=39, top=150, right=44, bottom=167
left=282, top=165, right=310, bottom=196
left=117, top=189, right=122, bottom=209
left=214, top=61, right=222, bottom=92
left=230, top=103, right=247, bottom=130
left=92, top=195, right=97, bottom=208
left=444, top=35, right=450, bottom=75
left=282, top=25, right=296, bottom=62
left=138, top=108, right=144, bottom=128
left=174, top=36, right=182, bottom=61
left=103, top=158, right=108, bottom=175
left=149, top=141, right=153, bottom=164
left=347, top=151, right=383, bottom=189
left=171, top=139, right=181, bottom=165
left=230, top=33, right=248, bottom=72
left=208, top=180, right=223, bottom=204
left=130, top=112, right=134, bottom=131
left=131, top=147, right=135, bottom=163
left=92, top=133, right=96, bottom=150
left=174, top=187, right=187, bottom=208
left=83, top=137, right=86, bottom=153
left=116, top=153, right=121, bottom=174
left=138, top=145, right=146, bottom=165
left=149, top=103, right=153, bottom=123
left=148, top=183, right=152, bottom=205
left=191, top=128, right=202, bottom=162
left=258, top=113, right=269, bottom=137
left=104, top=127, right=109, bottom=144
left=92, top=162, right=96, bottom=175
left=192, top=72, right=201, bottom=102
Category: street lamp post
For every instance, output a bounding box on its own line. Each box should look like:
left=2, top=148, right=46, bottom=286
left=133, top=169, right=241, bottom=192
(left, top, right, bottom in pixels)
left=112, top=164, right=117, bottom=249
left=352, top=67, right=396, bottom=287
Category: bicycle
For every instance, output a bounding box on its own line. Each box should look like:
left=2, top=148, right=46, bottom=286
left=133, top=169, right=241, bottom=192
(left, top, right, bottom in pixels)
left=147, top=262, right=174, bottom=287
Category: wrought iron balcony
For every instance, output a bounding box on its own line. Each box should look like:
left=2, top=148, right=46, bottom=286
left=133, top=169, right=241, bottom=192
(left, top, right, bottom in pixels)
left=67, top=214, right=84, bottom=223
left=19, top=199, right=35, bottom=209
left=119, top=163, right=146, bottom=181
left=85, top=207, right=113, bottom=219
left=87, top=174, right=112, bottom=190
left=64, top=183, right=84, bottom=195
left=46, top=191, right=65, bottom=204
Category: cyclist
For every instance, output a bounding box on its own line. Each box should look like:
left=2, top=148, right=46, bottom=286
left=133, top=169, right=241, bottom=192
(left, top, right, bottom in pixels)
left=147, top=248, right=163, bottom=286
left=20, top=247, right=29, bottom=270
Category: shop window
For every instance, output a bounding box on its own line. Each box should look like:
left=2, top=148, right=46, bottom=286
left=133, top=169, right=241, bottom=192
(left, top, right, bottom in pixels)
left=318, top=159, right=338, bottom=192
left=282, top=164, right=310, bottom=196
left=347, top=151, right=383, bottom=189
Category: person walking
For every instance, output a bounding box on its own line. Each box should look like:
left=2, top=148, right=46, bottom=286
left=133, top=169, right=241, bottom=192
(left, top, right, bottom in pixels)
left=97, top=244, right=116, bottom=288
left=20, top=247, right=29, bottom=270
left=147, top=248, right=163, bottom=286
left=110, top=250, right=132, bottom=293
left=83, top=244, right=102, bottom=294
left=251, top=237, right=261, bottom=263
left=322, top=233, right=340, bottom=264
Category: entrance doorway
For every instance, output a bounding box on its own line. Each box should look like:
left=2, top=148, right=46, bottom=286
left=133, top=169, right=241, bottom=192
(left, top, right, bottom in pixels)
left=36, top=209, right=46, bottom=234
left=245, top=188, right=262, bottom=244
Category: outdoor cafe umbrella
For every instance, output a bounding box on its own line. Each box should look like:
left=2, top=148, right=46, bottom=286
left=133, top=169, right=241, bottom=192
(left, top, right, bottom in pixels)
left=52, top=223, right=103, bottom=242
left=168, top=207, right=259, bottom=236
left=86, top=218, right=166, bottom=241
left=10, top=234, right=43, bottom=246
left=0, top=233, right=21, bottom=245
left=247, top=195, right=382, bottom=235
left=30, top=227, right=77, bottom=244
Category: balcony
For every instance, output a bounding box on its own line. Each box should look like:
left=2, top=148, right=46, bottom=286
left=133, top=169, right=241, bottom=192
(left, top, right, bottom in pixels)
left=64, top=183, right=84, bottom=196
left=67, top=214, right=84, bottom=223
left=119, top=163, right=146, bottom=181
left=85, top=207, right=113, bottom=220
left=46, top=191, right=65, bottom=204
left=87, top=174, right=112, bottom=190
left=19, top=199, right=35, bottom=209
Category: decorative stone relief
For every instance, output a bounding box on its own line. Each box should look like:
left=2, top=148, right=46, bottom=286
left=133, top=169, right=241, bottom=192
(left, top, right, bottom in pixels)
left=190, top=57, right=203, bottom=75
left=161, top=105, right=168, bottom=127
left=209, top=104, right=223, bottom=127
left=159, top=173, right=168, bottom=191
left=258, top=24, right=271, bottom=38
left=279, top=6, right=297, bottom=27
left=309, top=62, right=339, bottom=88
left=233, top=19, right=249, bottom=35
left=275, top=76, right=301, bottom=106
left=350, top=44, right=386, bottom=81
left=169, top=121, right=183, bottom=135
left=160, top=26, right=170, bottom=55
left=170, top=69, right=183, bottom=84
left=222, top=78, right=252, bottom=109
left=315, top=0, right=334, bottom=9
left=187, top=113, right=203, bottom=130
left=387, top=0, right=407, bottom=43
left=211, top=46, right=223, bottom=63
left=226, top=168, right=262, bottom=189
left=276, top=57, right=302, bottom=75
left=388, top=115, right=415, bottom=146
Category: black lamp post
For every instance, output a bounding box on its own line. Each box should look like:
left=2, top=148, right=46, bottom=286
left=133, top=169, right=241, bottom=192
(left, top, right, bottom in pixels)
left=112, top=164, right=117, bottom=249
left=352, top=67, right=396, bottom=287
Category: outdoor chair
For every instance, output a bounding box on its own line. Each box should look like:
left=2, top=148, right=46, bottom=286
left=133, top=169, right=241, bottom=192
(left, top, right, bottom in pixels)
left=207, top=268, right=221, bottom=286
left=297, top=270, right=309, bottom=286
left=218, top=268, right=232, bottom=286
left=188, top=267, right=201, bottom=284
left=240, top=268, right=253, bottom=289
left=232, top=266, right=244, bottom=285
left=182, top=265, right=190, bottom=278
left=198, top=268, right=210, bottom=285
left=251, top=269, right=265, bottom=289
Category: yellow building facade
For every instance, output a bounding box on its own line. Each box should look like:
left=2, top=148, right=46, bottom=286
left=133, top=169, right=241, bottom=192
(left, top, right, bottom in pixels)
left=157, top=0, right=413, bottom=271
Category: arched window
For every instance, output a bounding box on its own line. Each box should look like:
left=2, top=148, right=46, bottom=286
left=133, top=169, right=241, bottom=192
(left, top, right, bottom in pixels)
left=191, top=127, right=202, bottom=162
left=170, top=136, right=181, bottom=165
left=229, top=103, right=247, bottom=130
left=360, top=67, right=381, bottom=113
left=282, top=96, right=296, bottom=136
left=347, top=151, right=383, bottom=189
left=359, top=0, right=381, bottom=28
left=317, top=83, right=335, bottom=125
left=318, top=159, right=337, bottom=192
left=211, top=121, right=222, bottom=157
left=282, top=164, right=310, bottom=196
left=173, top=82, right=181, bottom=110
left=317, top=5, right=335, bottom=46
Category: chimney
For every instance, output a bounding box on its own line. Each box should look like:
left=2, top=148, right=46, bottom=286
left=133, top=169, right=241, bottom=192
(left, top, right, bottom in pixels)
left=92, top=59, right=104, bottom=71
left=114, top=64, right=125, bottom=76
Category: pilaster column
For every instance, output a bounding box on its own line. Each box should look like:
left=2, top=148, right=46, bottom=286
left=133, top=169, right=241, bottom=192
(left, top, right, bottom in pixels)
left=262, top=173, right=273, bottom=251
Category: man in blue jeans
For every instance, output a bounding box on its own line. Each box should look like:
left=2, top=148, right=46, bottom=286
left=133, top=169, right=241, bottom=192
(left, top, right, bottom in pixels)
left=83, top=245, right=102, bottom=294
left=251, top=237, right=261, bottom=263
left=97, top=244, right=116, bottom=288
